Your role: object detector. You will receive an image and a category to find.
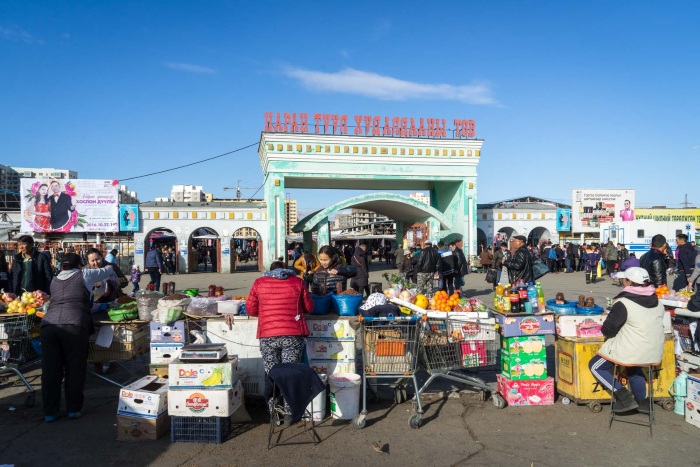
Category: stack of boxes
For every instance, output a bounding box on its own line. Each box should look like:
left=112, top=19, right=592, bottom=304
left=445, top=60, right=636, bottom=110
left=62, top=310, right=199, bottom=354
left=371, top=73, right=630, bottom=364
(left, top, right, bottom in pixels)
left=685, top=371, right=700, bottom=428
left=167, top=355, right=243, bottom=443
left=116, top=375, right=169, bottom=441
left=494, top=311, right=556, bottom=407
left=149, top=321, right=186, bottom=376
left=306, top=317, right=356, bottom=375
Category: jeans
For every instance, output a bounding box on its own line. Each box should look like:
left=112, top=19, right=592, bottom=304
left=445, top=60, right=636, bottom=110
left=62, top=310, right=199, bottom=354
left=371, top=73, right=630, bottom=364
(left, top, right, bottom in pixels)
left=41, top=324, right=89, bottom=416
left=132, top=282, right=140, bottom=294
left=589, top=355, right=648, bottom=400
left=148, top=267, right=161, bottom=292
left=565, top=258, right=573, bottom=272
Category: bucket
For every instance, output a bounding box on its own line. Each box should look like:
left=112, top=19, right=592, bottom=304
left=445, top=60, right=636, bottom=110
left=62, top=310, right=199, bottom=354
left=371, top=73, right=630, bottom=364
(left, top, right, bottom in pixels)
left=305, top=373, right=328, bottom=421
left=329, top=373, right=361, bottom=420
left=310, top=294, right=332, bottom=315
left=331, top=294, right=363, bottom=316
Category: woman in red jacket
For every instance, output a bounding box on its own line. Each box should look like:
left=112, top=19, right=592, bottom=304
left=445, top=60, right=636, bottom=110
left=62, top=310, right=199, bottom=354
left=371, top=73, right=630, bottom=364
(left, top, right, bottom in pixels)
left=247, top=261, right=314, bottom=377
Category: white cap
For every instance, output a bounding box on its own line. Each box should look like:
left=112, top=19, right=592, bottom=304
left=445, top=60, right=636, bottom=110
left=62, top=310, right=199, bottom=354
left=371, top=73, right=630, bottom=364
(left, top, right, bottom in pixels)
left=616, top=267, right=650, bottom=284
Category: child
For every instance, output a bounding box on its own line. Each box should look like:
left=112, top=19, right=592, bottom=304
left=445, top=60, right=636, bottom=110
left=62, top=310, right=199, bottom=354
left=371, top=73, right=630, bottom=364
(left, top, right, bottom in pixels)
left=130, top=264, right=142, bottom=296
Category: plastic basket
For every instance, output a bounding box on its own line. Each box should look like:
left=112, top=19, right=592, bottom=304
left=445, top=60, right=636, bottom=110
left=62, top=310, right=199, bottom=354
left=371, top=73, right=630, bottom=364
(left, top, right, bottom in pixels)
left=171, top=416, right=231, bottom=444
left=331, top=293, right=363, bottom=316
left=310, top=294, right=332, bottom=316
left=575, top=304, right=605, bottom=315
left=545, top=299, right=578, bottom=315
left=87, top=332, right=148, bottom=362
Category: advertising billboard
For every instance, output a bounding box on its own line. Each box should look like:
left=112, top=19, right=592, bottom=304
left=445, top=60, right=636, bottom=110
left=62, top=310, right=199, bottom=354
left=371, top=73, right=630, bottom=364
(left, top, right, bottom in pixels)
left=119, top=204, right=139, bottom=232
left=571, top=189, right=635, bottom=233
left=20, top=179, right=119, bottom=233
left=556, top=208, right=571, bottom=231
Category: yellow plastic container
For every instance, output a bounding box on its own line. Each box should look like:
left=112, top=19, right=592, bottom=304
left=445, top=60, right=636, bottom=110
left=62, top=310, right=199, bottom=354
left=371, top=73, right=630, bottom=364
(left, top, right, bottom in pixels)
left=555, top=335, right=675, bottom=412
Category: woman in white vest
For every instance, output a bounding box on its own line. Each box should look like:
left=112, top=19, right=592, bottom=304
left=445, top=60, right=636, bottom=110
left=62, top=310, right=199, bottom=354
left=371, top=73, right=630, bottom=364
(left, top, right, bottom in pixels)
left=588, top=267, right=665, bottom=414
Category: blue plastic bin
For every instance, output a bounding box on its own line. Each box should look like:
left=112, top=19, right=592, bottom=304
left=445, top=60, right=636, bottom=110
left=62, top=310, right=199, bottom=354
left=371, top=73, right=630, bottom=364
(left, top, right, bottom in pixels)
left=331, top=293, right=363, bottom=316
left=576, top=304, right=605, bottom=315
left=545, top=299, right=578, bottom=315
left=310, top=294, right=332, bottom=315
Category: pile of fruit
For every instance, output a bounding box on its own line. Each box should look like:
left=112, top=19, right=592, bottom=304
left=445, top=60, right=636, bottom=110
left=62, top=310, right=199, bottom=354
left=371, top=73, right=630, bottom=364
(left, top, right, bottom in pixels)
left=655, top=285, right=670, bottom=298
left=430, top=291, right=462, bottom=312
left=2, top=291, right=48, bottom=315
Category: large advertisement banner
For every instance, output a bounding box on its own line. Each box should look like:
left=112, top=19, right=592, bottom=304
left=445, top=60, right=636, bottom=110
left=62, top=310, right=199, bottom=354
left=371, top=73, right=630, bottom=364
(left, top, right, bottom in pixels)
left=119, top=204, right=139, bottom=232
left=571, top=189, right=635, bottom=233
left=556, top=208, right=571, bottom=231
left=21, top=179, right=119, bottom=233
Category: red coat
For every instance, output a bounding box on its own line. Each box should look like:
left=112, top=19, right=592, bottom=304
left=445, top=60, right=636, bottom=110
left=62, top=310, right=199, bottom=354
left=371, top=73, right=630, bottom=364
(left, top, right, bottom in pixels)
left=246, top=275, right=314, bottom=338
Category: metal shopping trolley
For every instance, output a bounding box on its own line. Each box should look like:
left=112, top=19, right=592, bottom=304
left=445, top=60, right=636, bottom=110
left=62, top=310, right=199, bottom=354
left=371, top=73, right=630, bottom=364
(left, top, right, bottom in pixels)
left=416, top=315, right=504, bottom=412
left=0, top=312, right=41, bottom=407
left=352, top=315, right=423, bottom=429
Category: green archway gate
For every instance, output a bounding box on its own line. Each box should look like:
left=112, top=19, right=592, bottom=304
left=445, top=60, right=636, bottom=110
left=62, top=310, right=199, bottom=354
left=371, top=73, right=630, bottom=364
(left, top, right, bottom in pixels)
left=259, top=125, right=483, bottom=268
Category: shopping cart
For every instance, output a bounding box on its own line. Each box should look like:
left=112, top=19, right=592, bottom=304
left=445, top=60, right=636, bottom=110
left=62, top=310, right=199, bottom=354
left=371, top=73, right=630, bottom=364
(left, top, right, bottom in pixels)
left=352, top=315, right=423, bottom=429
left=0, top=313, right=40, bottom=407
left=416, top=316, right=503, bottom=411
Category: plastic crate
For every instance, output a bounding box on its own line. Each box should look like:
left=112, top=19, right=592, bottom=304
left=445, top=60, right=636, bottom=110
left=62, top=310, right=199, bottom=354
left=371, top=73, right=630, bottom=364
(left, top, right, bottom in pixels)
left=171, top=416, right=231, bottom=444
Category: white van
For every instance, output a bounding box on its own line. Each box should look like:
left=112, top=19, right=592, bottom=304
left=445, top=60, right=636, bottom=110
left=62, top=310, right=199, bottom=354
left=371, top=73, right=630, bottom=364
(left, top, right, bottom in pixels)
left=600, top=220, right=695, bottom=255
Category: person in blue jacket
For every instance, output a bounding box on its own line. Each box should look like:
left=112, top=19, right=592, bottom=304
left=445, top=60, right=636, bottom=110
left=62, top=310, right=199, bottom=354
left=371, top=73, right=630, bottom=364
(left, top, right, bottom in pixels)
left=145, top=246, right=164, bottom=292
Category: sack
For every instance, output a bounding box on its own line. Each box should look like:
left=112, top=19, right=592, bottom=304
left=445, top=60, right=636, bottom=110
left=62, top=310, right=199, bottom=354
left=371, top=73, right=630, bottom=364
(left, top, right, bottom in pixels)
left=485, top=268, right=497, bottom=284
left=156, top=295, right=191, bottom=323
left=532, top=259, right=549, bottom=280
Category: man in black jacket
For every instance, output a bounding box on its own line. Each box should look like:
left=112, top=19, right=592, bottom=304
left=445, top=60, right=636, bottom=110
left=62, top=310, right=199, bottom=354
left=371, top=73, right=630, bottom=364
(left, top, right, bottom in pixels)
left=10, top=235, right=53, bottom=295
left=452, top=240, right=469, bottom=293
left=640, top=234, right=667, bottom=287
left=413, top=241, right=439, bottom=295
left=505, top=235, right=533, bottom=285
left=674, top=234, right=697, bottom=291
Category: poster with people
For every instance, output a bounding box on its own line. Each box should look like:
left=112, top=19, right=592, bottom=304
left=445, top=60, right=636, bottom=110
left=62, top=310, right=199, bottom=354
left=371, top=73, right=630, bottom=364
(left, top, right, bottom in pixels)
left=571, top=189, right=635, bottom=233
left=119, top=204, right=139, bottom=232
left=20, top=179, right=119, bottom=233
left=556, top=208, right=571, bottom=231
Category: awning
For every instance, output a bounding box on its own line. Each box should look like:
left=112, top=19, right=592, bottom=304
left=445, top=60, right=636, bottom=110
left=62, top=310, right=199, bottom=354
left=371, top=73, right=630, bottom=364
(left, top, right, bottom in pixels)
left=192, top=234, right=219, bottom=239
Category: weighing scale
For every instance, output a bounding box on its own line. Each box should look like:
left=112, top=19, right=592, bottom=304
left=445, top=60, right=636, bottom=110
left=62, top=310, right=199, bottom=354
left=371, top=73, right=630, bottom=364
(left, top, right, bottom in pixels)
left=179, top=343, right=228, bottom=362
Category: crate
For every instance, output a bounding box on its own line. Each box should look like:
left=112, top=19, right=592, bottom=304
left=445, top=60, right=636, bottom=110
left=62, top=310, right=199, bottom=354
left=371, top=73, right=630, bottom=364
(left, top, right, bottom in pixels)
left=88, top=333, right=148, bottom=362
left=170, top=416, right=231, bottom=444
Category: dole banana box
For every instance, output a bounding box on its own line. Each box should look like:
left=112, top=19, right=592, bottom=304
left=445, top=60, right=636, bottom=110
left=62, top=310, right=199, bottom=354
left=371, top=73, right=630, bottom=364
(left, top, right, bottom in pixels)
left=168, top=379, right=243, bottom=417
left=686, top=374, right=700, bottom=404
left=500, top=336, right=548, bottom=380
left=309, top=359, right=356, bottom=375
left=306, top=318, right=356, bottom=341
left=150, top=343, right=183, bottom=365
left=117, top=375, right=168, bottom=419
left=497, top=375, right=555, bottom=406
left=305, top=340, right=356, bottom=361
left=168, top=356, right=239, bottom=390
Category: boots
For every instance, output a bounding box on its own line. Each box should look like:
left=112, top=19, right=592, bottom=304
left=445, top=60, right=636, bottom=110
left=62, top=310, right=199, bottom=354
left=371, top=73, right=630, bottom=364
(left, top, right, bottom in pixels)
left=585, top=273, right=591, bottom=284
left=636, top=397, right=651, bottom=414
left=612, top=387, right=639, bottom=413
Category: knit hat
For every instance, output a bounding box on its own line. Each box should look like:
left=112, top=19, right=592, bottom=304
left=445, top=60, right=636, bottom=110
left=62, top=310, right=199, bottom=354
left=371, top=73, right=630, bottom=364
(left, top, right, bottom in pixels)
left=360, top=293, right=388, bottom=311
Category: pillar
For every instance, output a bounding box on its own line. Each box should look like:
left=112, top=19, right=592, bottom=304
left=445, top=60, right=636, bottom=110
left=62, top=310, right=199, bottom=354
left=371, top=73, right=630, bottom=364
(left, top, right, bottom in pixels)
left=264, top=175, right=286, bottom=270
left=316, top=219, right=330, bottom=248
left=303, top=230, right=314, bottom=254
left=395, top=222, right=405, bottom=249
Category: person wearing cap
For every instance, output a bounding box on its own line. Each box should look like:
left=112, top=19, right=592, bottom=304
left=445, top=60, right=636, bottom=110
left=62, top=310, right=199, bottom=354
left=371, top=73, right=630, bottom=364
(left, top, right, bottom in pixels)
left=504, top=235, right=533, bottom=285
left=588, top=267, right=665, bottom=414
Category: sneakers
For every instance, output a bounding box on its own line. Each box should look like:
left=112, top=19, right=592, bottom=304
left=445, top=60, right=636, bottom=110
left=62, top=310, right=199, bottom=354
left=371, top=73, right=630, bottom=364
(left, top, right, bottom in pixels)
left=636, top=398, right=651, bottom=414
left=612, top=387, right=639, bottom=413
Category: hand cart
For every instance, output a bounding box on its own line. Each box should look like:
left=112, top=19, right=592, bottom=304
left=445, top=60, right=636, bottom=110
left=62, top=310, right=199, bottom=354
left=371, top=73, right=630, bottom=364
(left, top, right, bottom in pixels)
left=416, top=316, right=503, bottom=412
left=352, top=315, right=423, bottom=429
left=87, top=319, right=149, bottom=387
left=0, top=312, right=41, bottom=407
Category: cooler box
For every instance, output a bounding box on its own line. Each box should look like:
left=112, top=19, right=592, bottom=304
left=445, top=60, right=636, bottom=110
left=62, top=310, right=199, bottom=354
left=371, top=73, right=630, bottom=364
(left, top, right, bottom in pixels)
left=492, top=310, right=555, bottom=337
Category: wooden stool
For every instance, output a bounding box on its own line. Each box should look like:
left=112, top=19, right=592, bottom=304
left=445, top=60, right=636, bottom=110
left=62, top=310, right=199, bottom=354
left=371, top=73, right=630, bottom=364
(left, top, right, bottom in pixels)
left=608, top=364, right=656, bottom=436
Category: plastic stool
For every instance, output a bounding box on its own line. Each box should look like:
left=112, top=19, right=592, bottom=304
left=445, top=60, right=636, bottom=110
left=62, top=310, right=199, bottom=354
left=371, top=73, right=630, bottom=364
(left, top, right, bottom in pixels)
left=608, top=363, right=656, bottom=436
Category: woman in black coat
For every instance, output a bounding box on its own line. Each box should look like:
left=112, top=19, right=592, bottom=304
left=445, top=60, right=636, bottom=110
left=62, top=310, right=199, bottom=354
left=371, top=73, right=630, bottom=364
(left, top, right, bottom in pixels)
left=351, top=244, right=370, bottom=298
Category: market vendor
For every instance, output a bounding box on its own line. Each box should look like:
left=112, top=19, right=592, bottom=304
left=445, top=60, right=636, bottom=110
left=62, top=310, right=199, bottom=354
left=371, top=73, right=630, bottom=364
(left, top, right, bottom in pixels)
left=246, top=261, right=314, bottom=417
left=312, top=245, right=357, bottom=295
left=86, top=248, right=126, bottom=303
left=41, top=253, right=116, bottom=423
left=293, top=251, right=319, bottom=291
left=588, top=267, right=665, bottom=414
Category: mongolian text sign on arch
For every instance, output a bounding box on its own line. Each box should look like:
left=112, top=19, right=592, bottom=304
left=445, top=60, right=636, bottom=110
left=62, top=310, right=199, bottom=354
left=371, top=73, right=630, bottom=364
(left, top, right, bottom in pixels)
left=20, top=179, right=119, bottom=233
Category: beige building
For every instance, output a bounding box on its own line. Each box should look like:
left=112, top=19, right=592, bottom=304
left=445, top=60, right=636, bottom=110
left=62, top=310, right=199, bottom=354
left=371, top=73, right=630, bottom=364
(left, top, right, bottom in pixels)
left=170, top=185, right=206, bottom=202
left=285, top=199, right=298, bottom=234
left=408, top=191, right=430, bottom=205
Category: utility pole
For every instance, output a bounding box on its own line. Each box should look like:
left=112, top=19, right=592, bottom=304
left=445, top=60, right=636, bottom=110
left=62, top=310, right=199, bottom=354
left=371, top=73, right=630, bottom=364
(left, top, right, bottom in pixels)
left=223, top=180, right=257, bottom=200
left=681, top=194, right=693, bottom=208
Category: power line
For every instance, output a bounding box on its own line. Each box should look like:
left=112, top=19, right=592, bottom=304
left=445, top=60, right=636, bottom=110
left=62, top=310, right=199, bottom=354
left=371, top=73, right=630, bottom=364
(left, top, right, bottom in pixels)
left=120, top=142, right=259, bottom=181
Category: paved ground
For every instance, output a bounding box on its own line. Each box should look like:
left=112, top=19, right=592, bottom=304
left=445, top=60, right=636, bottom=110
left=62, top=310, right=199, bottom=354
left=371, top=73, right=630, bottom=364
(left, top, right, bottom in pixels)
left=1, top=265, right=698, bottom=467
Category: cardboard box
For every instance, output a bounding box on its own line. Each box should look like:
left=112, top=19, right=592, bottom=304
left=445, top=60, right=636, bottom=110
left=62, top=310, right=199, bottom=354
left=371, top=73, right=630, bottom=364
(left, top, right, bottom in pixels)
left=492, top=311, right=555, bottom=337
left=168, top=356, right=239, bottom=390
left=686, top=374, right=700, bottom=403
left=448, top=318, right=497, bottom=341
left=500, top=336, right=547, bottom=380
left=149, top=364, right=169, bottom=379
left=685, top=398, right=700, bottom=429
left=497, top=374, right=555, bottom=406
left=149, top=321, right=186, bottom=344
left=117, top=376, right=168, bottom=419
left=150, top=343, right=183, bottom=365
left=308, top=359, right=356, bottom=375
left=306, top=318, right=356, bottom=341
left=556, top=315, right=607, bottom=338
left=116, top=413, right=170, bottom=441
left=305, top=340, right=355, bottom=361
left=168, top=380, right=243, bottom=417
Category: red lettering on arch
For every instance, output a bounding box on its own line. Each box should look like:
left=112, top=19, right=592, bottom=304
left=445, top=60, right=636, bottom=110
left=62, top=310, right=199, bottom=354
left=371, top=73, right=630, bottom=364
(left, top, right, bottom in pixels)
left=313, top=114, right=321, bottom=133
left=290, top=113, right=299, bottom=133
left=339, top=115, right=348, bottom=134
left=364, top=115, right=372, bottom=135
left=382, top=116, right=391, bottom=136
left=322, top=114, right=331, bottom=134
left=400, top=117, right=408, bottom=136
left=331, top=114, right=339, bottom=134
left=283, top=113, right=291, bottom=132
left=372, top=116, right=381, bottom=136
left=454, top=119, right=462, bottom=138
left=392, top=117, right=400, bottom=136
left=264, top=112, right=274, bottom=131
left=274, top=112, right=283, bottom=132
left=300, top=113, right=309, bottom=132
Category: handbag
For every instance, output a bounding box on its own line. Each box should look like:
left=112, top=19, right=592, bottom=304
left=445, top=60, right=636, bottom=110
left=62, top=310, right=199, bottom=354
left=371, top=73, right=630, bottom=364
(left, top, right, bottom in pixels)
left=485, top=268, right=497, bottom=284
left=600, top=259, right=606, bottom=269
left=532, top=259, right=549, bottom=280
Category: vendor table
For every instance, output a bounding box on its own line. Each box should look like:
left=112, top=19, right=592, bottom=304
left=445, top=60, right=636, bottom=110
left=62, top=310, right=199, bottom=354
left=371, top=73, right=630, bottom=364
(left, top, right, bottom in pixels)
left=87, top=315, right=149, bottom=387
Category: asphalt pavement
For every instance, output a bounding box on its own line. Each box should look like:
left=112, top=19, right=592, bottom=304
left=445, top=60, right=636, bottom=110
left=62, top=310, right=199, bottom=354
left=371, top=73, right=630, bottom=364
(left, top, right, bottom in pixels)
left=1, top=264, right=698, bottom=467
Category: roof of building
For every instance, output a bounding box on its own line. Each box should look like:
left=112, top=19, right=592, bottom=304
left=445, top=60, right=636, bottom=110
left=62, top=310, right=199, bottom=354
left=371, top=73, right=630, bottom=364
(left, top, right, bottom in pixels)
left=477, top=196, right=571, bottom=210
left=140, top=200, right=266, bottom=208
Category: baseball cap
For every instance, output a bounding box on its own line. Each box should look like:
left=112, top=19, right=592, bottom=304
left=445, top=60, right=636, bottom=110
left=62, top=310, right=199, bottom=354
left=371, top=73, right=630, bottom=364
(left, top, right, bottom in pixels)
left=359, top=293, right=388, bottom=311
left=616, top=267, right=650, bottom=284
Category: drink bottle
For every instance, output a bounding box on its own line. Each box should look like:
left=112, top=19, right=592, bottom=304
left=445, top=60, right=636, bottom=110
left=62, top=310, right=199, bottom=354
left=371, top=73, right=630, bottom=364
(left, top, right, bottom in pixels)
left=535, top=282, right=545, bottom=313
left=527, top=282, right=538, bottom=314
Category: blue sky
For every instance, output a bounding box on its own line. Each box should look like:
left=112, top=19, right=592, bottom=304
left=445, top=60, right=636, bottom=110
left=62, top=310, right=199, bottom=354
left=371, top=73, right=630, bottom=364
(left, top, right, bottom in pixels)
left=2, top=1, right=699, bottom=217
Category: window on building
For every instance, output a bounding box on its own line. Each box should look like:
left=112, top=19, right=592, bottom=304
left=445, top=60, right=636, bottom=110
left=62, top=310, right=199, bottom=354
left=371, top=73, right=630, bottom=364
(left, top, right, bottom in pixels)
left=637, top=229, right=644, bottom=237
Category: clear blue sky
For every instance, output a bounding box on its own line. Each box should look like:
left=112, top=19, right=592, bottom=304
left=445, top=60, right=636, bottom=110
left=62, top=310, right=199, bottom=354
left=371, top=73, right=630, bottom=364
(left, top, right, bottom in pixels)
left=2, top=1, right=699, bottom=217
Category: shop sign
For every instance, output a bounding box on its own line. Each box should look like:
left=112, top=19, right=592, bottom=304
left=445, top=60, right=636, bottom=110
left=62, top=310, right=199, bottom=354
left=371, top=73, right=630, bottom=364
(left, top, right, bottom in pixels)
left=264, top=112, right=476, bottom=138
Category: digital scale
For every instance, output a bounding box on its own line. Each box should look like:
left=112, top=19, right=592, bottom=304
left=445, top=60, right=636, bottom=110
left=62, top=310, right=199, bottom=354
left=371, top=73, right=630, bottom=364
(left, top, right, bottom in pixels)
left=179, top=343, right=228, bottom=362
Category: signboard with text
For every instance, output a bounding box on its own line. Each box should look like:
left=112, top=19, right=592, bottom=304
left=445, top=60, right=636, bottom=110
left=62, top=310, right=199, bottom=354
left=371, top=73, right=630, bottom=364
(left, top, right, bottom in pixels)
left=571, top=189, right=635, bottom=233
left=20, top=179, right=119, bottom=233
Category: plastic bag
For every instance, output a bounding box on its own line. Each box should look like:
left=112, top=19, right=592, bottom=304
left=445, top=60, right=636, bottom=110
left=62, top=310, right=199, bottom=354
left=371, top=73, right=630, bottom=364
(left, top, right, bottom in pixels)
left=156, top=295, right=191, bottom=323
left=186, top=296, right=219, bottom=316
left=135, top=290, right=164, bottom=321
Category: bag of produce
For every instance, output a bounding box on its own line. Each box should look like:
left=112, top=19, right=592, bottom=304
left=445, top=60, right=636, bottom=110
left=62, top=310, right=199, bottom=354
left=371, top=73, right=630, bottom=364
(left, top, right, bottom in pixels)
left=135, top=290, right=164, bottom=321
left=156, top=293, right=191, bottom=323
left=186, top=296, right=219, bottom=317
